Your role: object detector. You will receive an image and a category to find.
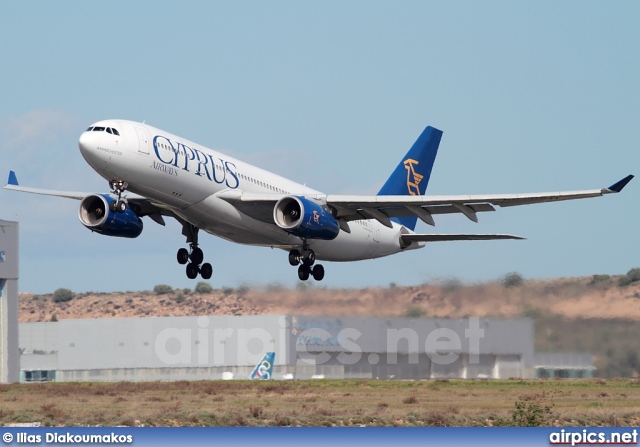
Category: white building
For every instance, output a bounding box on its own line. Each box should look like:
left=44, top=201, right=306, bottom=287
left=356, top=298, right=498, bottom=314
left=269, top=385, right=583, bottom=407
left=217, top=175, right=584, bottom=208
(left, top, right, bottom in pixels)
left=0, top=219, right=19, bottom=383
left=19, top=314, right=534, bottom=381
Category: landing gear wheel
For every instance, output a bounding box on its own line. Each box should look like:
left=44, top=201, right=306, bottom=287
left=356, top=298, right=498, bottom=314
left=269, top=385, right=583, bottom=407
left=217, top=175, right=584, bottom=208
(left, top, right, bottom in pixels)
left=109, top=180, right=129, bottom=213
left=288, top=249, right=301, bottom=266
left=190, top=247, right=204, bottom=265
left=200, top=263, right=213, bottom=280
left=312, top=264, right=325, bottom=281
left=177, top=248, right=189, bottom=265
left=298, top=264, right=310, bottom=281
left=186, top=263, right=199, bottom=280
left=179, top=225, right=212, bottom=279
left=301, top=249, right=315, bottom=266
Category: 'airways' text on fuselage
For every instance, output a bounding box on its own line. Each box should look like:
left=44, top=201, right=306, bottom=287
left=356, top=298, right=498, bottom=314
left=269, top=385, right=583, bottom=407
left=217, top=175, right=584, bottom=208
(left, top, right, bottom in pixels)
left=153, top=135, right=239, bottom=189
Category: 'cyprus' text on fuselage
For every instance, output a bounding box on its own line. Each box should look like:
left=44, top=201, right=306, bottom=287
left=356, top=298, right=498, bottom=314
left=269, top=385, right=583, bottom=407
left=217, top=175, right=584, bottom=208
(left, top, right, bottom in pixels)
left=153, top=135, right=239, bottom=189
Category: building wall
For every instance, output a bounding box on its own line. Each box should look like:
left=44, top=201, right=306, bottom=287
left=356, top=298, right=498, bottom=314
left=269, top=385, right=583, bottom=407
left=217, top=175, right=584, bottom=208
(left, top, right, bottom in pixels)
left=0, top=220, right=19, bottom=383
left=19, top=315, right=534, bottom=381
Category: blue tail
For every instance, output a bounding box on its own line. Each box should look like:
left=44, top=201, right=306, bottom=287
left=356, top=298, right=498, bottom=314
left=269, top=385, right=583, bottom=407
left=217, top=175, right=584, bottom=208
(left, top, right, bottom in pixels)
left=377, top=125, right=442, bottom=230
left=250, top=352, right=275, bottom=380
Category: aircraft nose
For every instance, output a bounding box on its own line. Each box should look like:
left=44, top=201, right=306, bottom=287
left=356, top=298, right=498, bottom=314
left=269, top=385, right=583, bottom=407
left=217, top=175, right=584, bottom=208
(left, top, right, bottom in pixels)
left=78, top=131, right=94, bottom=156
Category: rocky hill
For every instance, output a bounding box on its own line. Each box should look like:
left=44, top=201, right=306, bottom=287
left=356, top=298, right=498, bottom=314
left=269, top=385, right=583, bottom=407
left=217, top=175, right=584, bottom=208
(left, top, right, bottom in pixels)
left=18, top=273, right=640, bottom=323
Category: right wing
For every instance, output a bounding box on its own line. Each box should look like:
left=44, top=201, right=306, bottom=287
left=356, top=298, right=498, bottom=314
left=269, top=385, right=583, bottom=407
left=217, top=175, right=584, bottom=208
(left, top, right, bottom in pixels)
left=4, top=170, right=173, bottom=223
left=4, top=170, right=91, bottom=199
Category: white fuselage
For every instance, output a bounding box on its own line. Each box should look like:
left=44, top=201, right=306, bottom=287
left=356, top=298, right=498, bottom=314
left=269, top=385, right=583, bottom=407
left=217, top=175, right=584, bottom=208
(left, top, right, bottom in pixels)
left=78, top=120, right=416, bottom=262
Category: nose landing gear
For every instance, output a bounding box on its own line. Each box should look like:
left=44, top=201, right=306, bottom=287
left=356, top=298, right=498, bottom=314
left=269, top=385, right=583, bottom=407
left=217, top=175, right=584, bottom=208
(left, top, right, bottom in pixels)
left=109, top=180, right=128, bottom=213
left=289, top=246, right=324, bottom=281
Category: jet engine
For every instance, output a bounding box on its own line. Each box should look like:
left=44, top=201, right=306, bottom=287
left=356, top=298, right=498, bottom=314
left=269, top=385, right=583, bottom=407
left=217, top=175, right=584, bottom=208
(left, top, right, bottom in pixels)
left=78, top=194, right=143, bottom=238
left=273, top=196, right=340, bottom=240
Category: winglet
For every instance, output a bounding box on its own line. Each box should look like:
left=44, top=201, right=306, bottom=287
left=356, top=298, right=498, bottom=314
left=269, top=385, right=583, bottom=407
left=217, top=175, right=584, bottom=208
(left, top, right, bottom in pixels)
left=7, top=171, right=18, bottom=186
left=606, top=175, right=633, bottom=193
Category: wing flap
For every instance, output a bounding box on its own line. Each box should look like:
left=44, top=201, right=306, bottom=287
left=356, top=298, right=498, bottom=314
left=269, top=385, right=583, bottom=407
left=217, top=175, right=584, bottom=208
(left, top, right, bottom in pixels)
left=216, top=190, right=282, bottom=223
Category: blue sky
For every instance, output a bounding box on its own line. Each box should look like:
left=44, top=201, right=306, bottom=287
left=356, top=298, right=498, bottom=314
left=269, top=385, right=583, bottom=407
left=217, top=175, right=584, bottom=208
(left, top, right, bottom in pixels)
left=1, top=1, right=638, bottom=294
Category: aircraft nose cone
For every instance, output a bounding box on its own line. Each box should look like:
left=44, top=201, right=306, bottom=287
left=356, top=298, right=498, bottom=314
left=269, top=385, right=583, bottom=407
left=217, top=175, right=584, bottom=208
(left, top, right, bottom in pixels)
left=78, top=131, right=96, bottom=159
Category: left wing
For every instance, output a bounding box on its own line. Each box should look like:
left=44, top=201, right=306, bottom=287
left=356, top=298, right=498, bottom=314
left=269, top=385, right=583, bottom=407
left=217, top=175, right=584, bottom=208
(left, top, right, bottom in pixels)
left=326, top=175, right=634, bottom=228
left=218, top=175, right=633, bottom=229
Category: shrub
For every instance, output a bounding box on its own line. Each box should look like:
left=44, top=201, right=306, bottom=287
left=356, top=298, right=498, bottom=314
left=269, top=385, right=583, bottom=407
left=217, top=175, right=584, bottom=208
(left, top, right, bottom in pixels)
left=618, top=268, right=640, bottom=287
left=512, top=397, right=553, bottom=426
left=502, top=272, right=524, bottom=288
left=405, top=307, right=426, bottom=318
left=194, top=282, right=213, bottom=294
left=627, top=268, right=640, bottom=283
left=441, top=278, right=462, bottom=293
left=618, top=276, right=632, bottom=287
left=52, top=288, right=74, bottom=303
left=591, top=274, right=610, bottom=283
left=153, top=284, right=173, bottom=295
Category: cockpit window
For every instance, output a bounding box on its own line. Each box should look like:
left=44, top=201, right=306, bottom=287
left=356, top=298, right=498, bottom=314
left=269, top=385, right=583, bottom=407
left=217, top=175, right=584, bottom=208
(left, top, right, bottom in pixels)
left=88, top=126, right=119, bottom=135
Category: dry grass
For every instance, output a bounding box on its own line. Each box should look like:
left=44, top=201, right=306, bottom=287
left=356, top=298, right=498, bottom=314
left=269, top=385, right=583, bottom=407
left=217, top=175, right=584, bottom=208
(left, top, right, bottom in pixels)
left=0, top=379, right=639, bottom=427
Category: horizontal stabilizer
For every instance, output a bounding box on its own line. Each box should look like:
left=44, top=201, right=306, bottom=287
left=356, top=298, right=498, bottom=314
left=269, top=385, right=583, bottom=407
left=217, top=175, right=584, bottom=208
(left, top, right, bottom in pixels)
left=401, top=233, right=525, bottom=243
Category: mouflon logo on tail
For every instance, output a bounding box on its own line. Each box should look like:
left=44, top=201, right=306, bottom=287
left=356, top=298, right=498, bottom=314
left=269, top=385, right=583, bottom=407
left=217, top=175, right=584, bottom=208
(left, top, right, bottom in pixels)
left=404, top=158, right=423, bottom=196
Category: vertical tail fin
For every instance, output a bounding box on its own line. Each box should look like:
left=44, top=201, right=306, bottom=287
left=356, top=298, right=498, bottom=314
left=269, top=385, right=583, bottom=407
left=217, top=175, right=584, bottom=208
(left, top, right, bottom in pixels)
left=250, top=352, right=275, bottom=380
left=377, top=125, right=442, bottom=230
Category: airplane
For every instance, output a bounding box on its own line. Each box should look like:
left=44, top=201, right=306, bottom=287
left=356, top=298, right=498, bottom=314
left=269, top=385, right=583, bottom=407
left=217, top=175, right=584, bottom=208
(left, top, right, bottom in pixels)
left=250, top=352, right=275, bottom=380
left=4, top=119, right=633, bottom=282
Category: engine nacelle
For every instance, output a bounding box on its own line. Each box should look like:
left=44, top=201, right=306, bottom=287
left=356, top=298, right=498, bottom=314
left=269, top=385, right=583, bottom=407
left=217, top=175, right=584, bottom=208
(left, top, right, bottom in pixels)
left=273, top=196, right=340, bottom=240
left=78, top=194, right=143, bottom=238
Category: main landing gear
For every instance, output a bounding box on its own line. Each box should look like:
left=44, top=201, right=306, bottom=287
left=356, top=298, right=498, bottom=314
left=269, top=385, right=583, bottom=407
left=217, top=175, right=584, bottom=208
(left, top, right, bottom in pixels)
left=289, top=247, right=324, bottom=281
left=177, top=225, right=212, bottom=280
left=109, top=180, right=128, bottom=213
